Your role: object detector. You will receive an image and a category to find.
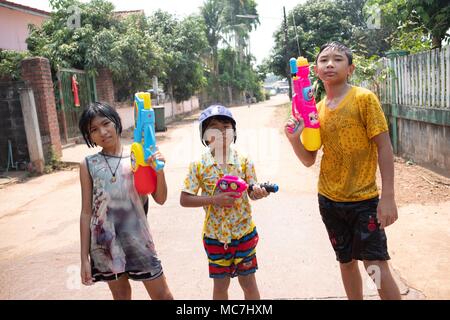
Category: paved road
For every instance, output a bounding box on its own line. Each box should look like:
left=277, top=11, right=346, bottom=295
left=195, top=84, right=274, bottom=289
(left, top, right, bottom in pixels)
left=0, top=94, right=417, bottom=299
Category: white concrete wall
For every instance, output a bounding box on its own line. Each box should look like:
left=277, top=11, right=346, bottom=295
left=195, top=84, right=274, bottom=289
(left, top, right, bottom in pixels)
left=162, top=96, right=199, bottom=120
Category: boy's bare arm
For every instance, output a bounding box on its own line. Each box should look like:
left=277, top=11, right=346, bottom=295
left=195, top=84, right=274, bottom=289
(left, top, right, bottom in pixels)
left=372, top=131, right=398, bottom=229
left=284, top=117, right=318, bottom=167
left=288, top=137, right=318, bottom=167
left=149, top=150, right=168, bottom=205
left=180, top=191, right=239, bottom=207
left=151, top=170, right=168, bottom=205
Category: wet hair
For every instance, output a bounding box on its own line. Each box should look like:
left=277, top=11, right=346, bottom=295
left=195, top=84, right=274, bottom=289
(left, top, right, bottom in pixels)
left=315, top=41, right=353, bottom=65
left=201, top=115, right=237, bottom=146
left=78, top=102, right=122, bottom=148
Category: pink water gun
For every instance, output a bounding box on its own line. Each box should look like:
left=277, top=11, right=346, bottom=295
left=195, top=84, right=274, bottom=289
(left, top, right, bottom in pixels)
left=216, top=175, right=279, bottom=206
left=288, top=57, right=322, bottom=151
left=216, top=176, right=248, bottom=199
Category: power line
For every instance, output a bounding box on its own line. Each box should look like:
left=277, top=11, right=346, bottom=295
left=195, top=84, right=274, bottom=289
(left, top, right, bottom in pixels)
left=291, top=11, right=301, bottom=56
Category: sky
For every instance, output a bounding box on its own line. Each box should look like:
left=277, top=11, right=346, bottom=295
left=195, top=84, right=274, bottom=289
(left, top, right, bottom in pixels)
left=8, top=0, right=304, bottom=65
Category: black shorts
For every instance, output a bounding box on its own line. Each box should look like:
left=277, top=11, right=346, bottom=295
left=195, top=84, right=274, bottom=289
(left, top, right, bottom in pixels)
left=318, top=194, right=390, bottom=263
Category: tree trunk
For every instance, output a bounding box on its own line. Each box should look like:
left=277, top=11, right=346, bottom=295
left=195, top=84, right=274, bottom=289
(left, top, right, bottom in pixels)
left=213, top=49, right=219, bottom=77
left=169, top=82, right=174, bottom=118
left=432, top=35, right=441, bottom=49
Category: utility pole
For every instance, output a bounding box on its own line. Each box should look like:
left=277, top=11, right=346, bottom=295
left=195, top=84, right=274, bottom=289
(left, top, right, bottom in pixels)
left=283, top=6, right=292, bottom=101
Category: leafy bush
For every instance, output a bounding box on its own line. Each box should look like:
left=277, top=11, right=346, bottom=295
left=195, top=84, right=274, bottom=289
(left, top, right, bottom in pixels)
left=0, top=50, right=30, bottom=80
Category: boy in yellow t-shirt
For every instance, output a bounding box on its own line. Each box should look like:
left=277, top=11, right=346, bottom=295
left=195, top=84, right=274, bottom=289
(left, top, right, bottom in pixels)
left=285, top=42, right=401, bottom=300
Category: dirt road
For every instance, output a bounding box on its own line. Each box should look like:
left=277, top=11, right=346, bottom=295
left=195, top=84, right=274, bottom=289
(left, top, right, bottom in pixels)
left=0, top=94, right=448, bottom=299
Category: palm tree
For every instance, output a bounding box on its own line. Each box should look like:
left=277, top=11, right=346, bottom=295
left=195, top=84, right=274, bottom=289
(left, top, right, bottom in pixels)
left=201, top=0, right=260, bottom=105
left=201, top=0, right=225, bottom=77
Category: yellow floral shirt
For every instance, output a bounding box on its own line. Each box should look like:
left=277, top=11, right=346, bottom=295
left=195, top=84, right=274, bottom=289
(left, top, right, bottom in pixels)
left=182, top=146, right=258, bottom=244
left=317, top=86, right=389, bottom=202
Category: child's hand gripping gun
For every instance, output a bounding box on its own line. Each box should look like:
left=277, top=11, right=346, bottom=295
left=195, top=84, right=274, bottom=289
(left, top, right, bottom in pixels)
left=248, top=182, right=279, bottom=193
left=131, top=92, right=165, bottom=195
left=216, top=175, right=279, bottom=207
left=287, top=57, right=322, bottom=151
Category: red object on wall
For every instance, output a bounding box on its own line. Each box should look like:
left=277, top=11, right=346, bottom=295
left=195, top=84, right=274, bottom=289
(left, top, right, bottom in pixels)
left=72, top=74, right=80, bottom=107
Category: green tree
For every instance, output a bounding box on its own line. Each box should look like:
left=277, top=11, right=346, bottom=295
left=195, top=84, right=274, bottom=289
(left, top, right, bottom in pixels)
left=267, top=0, right=437, bottom=80
left=365, top=0, right=447, bottom=50
left=221, top=0, right=259, bottom=55
left=201, top=0, right=225, bottom=77
left=27, top=0, right=162, bottom=99
left=147, top=11, right=208, bottom=103
left=405, top=0, right=450, bottom=48
left=27, top=0, right=119, bottom=71
left=200, top=0, right=261, bottom=106
left=362, top=0, right=418, bottom=54
left=113, top=13, right=163, bottom=100
left=390, top=17, right=432, bottom=53
left=0, top=50, right=30, bottom=80
left=269, top=0, right=352, bottom=79
left=216, top=47, right=264, bottom=103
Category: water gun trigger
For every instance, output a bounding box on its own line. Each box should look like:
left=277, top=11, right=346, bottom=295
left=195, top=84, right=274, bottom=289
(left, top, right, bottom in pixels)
left=287, top=115, right=301, bottom=134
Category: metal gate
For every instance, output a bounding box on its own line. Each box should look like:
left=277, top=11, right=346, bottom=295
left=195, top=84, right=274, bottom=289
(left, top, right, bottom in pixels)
left=56, top=68, right=97, bottom=143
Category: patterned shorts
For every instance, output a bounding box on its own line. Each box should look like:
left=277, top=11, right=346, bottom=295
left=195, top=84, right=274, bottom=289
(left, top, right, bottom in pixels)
left=318, top=194, right=390, bottom=263
left=203, top=227, right=259, bottom=278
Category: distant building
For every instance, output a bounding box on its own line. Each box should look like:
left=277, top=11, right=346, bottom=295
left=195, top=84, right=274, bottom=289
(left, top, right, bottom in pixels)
left=273, top=80, right=289, bottom=93
left=0, top=0, right=50, bottom=51
left=0, top=2, right=145, bottom=52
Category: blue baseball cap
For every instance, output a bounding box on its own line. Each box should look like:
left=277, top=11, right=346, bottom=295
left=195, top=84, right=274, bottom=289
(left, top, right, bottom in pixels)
left=199, top=105, right=236, bottom=146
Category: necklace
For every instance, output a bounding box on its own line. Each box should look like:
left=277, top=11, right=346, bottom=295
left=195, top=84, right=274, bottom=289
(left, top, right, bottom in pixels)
left=101, top=148, right=123, bottom=183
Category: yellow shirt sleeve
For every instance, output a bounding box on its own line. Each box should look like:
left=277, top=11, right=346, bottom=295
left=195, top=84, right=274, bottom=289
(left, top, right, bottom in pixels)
left=359, top=91, right=388, bottom=139
left=182, top=161, right=201, bottom=195
left=243, top=157, right=258, bottom=186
